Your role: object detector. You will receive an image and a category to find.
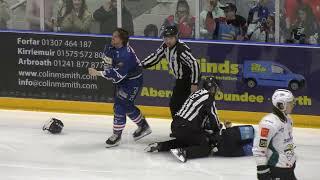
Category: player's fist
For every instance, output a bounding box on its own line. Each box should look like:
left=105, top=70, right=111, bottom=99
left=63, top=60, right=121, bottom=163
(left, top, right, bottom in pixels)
left=102, top=54, right=112, bottom=65
left=102, top=54, right=113, bottom=69
left=88, top=68, right=100, bottom=77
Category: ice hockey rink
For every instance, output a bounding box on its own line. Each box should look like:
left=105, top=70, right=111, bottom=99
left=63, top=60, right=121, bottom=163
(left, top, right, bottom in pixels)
left=0, top=109, right=319, bottom=180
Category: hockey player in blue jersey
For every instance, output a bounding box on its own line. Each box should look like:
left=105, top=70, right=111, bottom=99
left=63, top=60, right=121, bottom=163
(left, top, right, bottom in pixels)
left=88, top=28, right=151, bottom=147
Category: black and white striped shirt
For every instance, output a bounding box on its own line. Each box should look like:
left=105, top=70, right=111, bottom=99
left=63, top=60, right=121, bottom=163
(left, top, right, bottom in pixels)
left=141, top=41, right=200, bottom=84
left=176, top=89, right=221, bottom=132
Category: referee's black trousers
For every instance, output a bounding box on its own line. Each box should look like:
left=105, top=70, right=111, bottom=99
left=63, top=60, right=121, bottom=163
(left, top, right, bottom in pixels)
left=169, top=78, right=191, bottom=118
left=158, top=119, right=212, bottom=159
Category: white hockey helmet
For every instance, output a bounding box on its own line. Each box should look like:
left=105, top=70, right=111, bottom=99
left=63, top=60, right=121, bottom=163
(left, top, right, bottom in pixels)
left=272, top=89, right=295, bottom=111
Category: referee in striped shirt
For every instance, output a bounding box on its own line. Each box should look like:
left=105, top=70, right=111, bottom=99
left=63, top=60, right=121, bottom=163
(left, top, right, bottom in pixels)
left=145, top=77, right=221, bottom=162
left=141, top=25, right=201, bottom=118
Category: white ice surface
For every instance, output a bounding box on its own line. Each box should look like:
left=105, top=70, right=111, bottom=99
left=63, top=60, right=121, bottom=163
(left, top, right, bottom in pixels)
left=0, top=110, right=319, bottom=180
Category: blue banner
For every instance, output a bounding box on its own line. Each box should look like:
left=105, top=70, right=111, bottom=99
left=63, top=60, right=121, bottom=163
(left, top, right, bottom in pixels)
left=0, top=31, right=318, bottom=116
left=131, top=40, right=319, bottom=116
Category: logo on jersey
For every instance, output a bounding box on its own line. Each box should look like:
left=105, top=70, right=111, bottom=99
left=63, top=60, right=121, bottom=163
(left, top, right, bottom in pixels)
left=170, top=56, right=176, bottom=63
left=279, top=127, right=284, bottom=133
left=260, top=128, right=269, bottom=137
left=259, top=139, right=268, bottom=147
left=284, top=144, right=295, bottom=161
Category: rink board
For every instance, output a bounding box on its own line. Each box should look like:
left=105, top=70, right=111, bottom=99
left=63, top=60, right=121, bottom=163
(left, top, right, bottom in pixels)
left=0, top=30, right=320, bottom=128
left=0, top=97, right=319, bottom=128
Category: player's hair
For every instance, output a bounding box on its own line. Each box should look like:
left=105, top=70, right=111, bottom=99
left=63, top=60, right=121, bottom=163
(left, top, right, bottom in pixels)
left=115, top=28, right=129, bottom=46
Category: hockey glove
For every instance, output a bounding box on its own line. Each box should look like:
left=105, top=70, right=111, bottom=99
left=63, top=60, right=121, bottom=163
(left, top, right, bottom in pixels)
left=101, top=54, right=113, bottom=69
left=257, top=165, right=271, bottom=180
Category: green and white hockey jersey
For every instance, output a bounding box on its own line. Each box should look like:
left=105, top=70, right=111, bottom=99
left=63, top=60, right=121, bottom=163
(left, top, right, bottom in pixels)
left=252, top=113, right=296, bottom=168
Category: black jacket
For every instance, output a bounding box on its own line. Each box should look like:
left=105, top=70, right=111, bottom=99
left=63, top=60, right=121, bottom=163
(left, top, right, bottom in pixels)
left=93, top=6, right=134, bottom=35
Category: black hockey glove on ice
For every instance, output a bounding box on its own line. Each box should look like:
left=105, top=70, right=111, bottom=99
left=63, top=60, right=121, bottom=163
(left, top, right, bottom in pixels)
left=257, top=165, right=271, bottom=180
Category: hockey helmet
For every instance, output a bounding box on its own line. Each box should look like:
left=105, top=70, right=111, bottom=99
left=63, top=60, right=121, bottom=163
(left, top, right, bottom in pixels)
left=272, top=89, right=295, bottom=111
left=163, top=25, right=179, bottom=37
left=203, top=76, right=220, bottom=94
left=42, top=118, right=64, bottom=134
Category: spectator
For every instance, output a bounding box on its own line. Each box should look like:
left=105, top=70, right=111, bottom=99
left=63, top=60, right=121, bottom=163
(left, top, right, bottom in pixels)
left=212, top=3, right=247, bottom=41
left=59, top=0, right=92, bottom=33
left=26, top=0, right=55, bottom=31
left=200, top=0, right=225, bottom=39
left=160, top=0, right=195, bottom=39
left=144, top=24, right=158, bottom=37
left=285, top=0, right=320, bottom=29
left=247, top=14, right=275, bottom=43
left=247, top=0, right=269, bottom=24
left=93, top=0, right=134, bottom=35
left=246, top=0, right=270, bottom=42
left=265, top=15, right=275, bottom=42
left=0, top=0, right=10, bottom=29
left=54, top=0, right=66, bottom=31
left=287, top=5, right=319, bottom=44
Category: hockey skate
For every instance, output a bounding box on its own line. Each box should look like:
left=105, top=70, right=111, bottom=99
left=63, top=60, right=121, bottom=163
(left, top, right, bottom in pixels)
left=105, top=134, right=121, bottom=148
left=170, top=148, right=187, bottom=163
left=144, top=143, right=160, bottom=152
left=133, top=120, right=152, bottom=141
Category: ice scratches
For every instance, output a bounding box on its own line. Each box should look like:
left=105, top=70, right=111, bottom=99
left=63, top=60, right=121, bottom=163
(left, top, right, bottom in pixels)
left=0, top=143, right=18, bottom=152
left=0, top=163, right=114, bottom=174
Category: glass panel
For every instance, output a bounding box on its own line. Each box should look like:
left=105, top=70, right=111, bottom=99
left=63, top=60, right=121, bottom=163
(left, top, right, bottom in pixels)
left=245, top=0, right=276, bottom=43
left=39, top=0, right=113, bottom=34
left=198, top=0, right=276, bottom=43
left=123, top=0, right=196, bottom=39
left=5, top=0, right=320, bottom=45
left=25, top=0, right=42, bottom=31
left=0, top=0, right=11, bottom=30
left=74, top=0, right=132, bottom=35
left=279, top=0, right=320, bottom=45
left=24, top=0, right=55, bottom=32
left=199, top=0, right=226, bottom=39
left=51, top=0, right=93, bottom=33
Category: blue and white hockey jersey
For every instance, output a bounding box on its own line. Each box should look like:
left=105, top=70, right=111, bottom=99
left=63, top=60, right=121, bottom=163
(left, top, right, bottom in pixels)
left=101, top=45, right=142, bottom=84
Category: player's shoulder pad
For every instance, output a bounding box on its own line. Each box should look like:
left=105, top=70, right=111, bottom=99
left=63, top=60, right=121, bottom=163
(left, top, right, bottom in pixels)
left=286, top=114, right=294, bottom=124
left=260, top=113, right=281, bottom=128
left=123, top=46, right=131, bottom=52
left=119, top=46, right=134, bottom=58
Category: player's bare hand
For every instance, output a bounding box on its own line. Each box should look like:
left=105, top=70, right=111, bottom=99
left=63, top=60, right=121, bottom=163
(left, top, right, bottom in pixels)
left=88, top=68, right=100, bottom=76
left=191, top=84, right=198, bottom=93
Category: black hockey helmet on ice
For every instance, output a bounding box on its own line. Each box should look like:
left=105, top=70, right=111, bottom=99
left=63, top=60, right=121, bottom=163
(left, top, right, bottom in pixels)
left=202, top=76, right=220, bottom=94
left=163, top=25, right=179, bottom=37
left=42, top=118, right=64, bottom=134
